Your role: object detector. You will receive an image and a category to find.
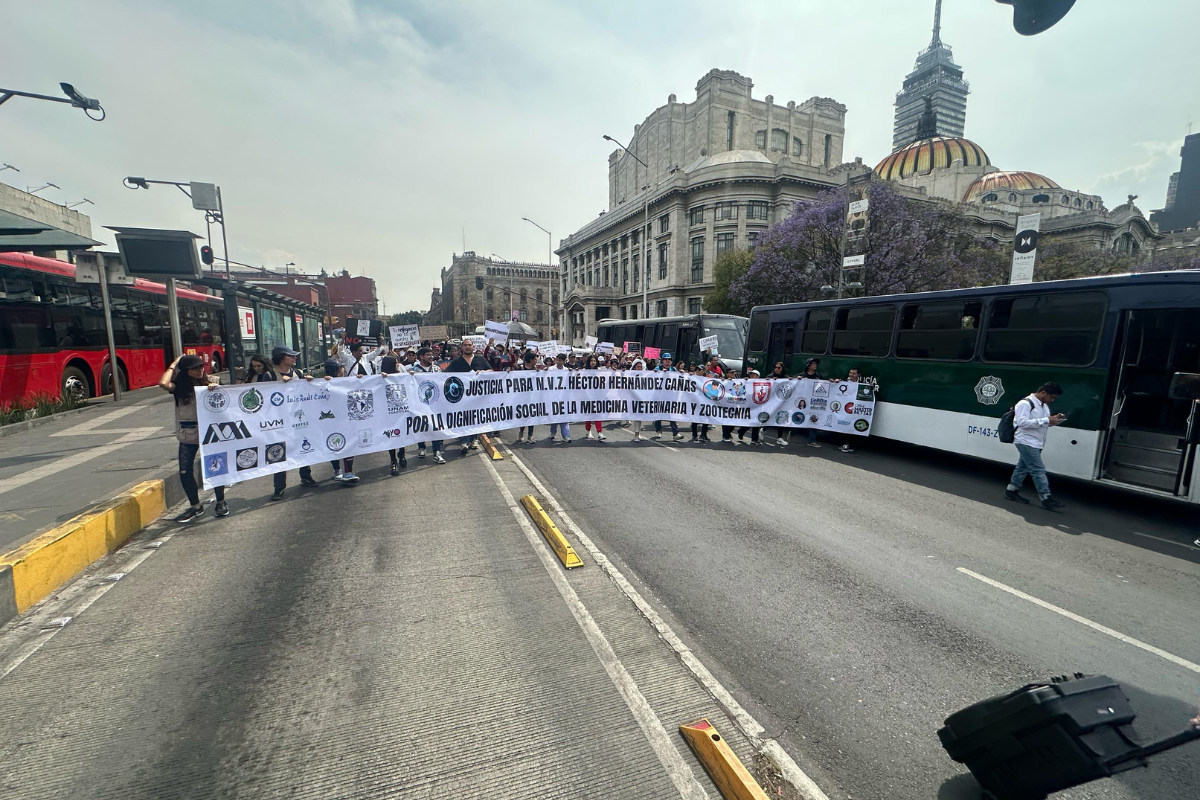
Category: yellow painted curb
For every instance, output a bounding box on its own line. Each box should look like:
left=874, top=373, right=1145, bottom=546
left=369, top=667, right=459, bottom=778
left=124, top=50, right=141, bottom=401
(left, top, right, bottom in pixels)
left=478, top=434, right=504, bottom=460
left=519, top=495, right=583, bottom=569
left=679, top=718, right=770, bottom=800
left=0, top=480, right=166, bottom=613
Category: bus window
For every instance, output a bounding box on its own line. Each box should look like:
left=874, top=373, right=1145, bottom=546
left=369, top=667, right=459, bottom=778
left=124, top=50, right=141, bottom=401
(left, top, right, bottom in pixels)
left=660, top=323, right=678, bottom=353
left=783, top=324, right=795, bottom=355
left=747, top=312, right=769, bottom=352
left=984, top=292, right=1106, bottom=366
left=800, top=309, right=832, bottom=354
left=897, top=301, right=982, bottom=360
left=634, top=324, right=645, bottom=343
left=700, top=317, right=746, bottom=359
left=832, top=305, right=896, bottom=358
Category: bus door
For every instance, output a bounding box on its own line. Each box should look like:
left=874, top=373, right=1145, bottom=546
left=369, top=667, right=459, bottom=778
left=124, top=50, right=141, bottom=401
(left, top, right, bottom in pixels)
left=678, top=325, right=699, bottom=365
left=1102, top=309, right=1200, bottom=495
left=766, top=315, right=799, bottom=373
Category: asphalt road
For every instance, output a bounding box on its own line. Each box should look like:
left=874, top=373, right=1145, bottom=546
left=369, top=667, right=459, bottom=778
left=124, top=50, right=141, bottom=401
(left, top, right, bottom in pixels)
left=503, top=425, right=1200, bottom=800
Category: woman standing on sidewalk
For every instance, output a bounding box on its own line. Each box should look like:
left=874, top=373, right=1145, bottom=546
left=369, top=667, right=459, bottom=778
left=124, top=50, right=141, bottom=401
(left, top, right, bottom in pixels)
left=159, top=354, right=226, bottom=523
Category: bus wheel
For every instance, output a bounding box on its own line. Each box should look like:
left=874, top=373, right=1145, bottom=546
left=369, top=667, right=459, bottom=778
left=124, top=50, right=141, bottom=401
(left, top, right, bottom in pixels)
left=100, top=363, right=128, bottom=396
left=61, top=366, right=91, bottom=403
left=211, top=353, right=223, bottom=373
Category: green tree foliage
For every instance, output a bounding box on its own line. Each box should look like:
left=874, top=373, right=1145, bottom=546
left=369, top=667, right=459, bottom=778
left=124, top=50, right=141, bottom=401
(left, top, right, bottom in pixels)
left=386, top=310, right=424, bottom=326
left=703, top=249, right=754, bottom=315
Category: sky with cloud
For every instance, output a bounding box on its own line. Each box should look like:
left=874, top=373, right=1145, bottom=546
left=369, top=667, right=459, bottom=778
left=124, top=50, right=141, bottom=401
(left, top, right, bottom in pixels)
left=3, top=0, right=1196, bottom=312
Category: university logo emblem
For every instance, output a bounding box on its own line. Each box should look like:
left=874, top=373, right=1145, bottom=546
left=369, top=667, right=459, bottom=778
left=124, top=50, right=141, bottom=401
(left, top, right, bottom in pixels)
left=729, top=382, right=747, bottom=402
left=830, top=401, right=841, bottom=413
left=326, top=432, right=347, bottom=452
left=319, top=410, right=335, bottom=420
left=259, top=419, right=283, bottom=430
left=265, top=443, right=287, bottom=464
left=203, top=421, right=252, bottom=444
left=385, top=383, right=409, bottom=414
left=203, top=452, right=228, bottom=478
left=347, top=389, right=374, bottom=420
left=702, top=380, right=725, bottom=402
left=419, top=381, right=439, bottom=404
left=854, top=419, right=870, bottom=433
left=856, top=384, right=875, bottom=401
left=751, top=381, right=771, bottom=404
left=775, top=410, right=789, bottom=424
left=270, top=391, right=285, bottom=406
left=238, top=388, right=264, bottom=414
left=444, top=377, right=465, bottom=404
left=235, top=447, right=259, bottom=471
left=300, top=438, right=314, bottom=453
left=812, top=383, right=829, bottom=398
left=792, top=411, right=806, bottom=425
left=205, top=390, right=229, bottom=412
left=844, top=401, right=855, bottom=414
left=974, top=376, right=1005, bottom=406
left=757, top=412, right=770, bottom=423
left=809, top=414, right=820, bottom=424
left=811, top=398, right=827, bottom=411
left=837, top=383, right=849, bottom=394
left=774, top=381, right=795, bottom=401
left=357, top=429, right=373, bottom=447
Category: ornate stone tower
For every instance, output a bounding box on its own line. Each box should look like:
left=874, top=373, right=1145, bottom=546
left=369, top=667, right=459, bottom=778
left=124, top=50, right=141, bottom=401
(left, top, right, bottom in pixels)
left=891, top=0, right=971, bottom=150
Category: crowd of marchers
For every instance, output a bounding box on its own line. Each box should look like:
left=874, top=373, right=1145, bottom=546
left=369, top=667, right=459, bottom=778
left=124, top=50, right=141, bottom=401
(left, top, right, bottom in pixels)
left=156, top=335, right=1077, bottom=525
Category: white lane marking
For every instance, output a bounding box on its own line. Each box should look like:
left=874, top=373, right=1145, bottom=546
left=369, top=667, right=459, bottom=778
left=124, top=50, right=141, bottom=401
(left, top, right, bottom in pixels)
left=0, top=521, right=182, bottom=682
left=957, top=567, right=1200, bottom=675
left=50, top=405, right=145, bottom=436
left=480, top=454, right=709, bottom=800
left=0, top=428, right=162, bottom=496
left=1127, top=530, right=1200, bottom=551
left=501, top=445, right=831, bottom=800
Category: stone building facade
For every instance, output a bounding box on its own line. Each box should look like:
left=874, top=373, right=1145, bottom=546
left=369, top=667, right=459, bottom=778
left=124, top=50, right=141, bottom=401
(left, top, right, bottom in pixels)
left=432, top=252, right=558, bottom=339
left=556, top=69, right=846, bottom=344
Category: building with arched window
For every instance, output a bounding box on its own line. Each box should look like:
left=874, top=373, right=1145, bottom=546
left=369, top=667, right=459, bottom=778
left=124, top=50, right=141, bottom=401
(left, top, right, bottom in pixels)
left=424, top=252, right=558, bottom=339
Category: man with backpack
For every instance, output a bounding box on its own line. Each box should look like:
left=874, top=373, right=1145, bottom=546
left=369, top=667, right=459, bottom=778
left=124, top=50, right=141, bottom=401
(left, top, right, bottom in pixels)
left=1003, top=381, right=1067, bottom=510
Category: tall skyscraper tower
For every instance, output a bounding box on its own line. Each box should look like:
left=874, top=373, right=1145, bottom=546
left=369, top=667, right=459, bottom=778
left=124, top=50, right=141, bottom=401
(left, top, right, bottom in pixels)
left=891, top=0, right=971, bottom=150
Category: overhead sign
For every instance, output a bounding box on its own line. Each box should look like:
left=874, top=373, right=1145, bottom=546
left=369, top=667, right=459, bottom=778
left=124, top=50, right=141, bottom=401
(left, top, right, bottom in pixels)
left=1010, top=213, right=1041, bottom=285
left=390, top=325, right=421, bottom=349
left=190, top=182, right=220, bottom=212
left=108, top=227, right=204, bottom=280
left=699, top=335, right=720, bottom=354
left=842, top=254, right=866, bottom=267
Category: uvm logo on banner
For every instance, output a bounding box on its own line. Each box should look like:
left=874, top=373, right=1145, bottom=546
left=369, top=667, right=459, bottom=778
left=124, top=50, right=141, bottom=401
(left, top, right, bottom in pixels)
left=751, top=381, right=771, bottom=404
left=203, top=421, right=252, bottom=444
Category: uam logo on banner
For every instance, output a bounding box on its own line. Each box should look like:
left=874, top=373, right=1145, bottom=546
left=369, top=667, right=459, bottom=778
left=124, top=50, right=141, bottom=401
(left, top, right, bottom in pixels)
left=698, top=335, right=719, bottom=354
left=484, top=320, right=510, bottom=343
left=389, top=324, right=421, bottom=349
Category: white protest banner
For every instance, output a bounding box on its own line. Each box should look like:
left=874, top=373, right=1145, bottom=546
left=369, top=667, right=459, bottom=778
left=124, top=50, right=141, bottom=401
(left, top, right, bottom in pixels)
left=389, top=325, right=421, bottom=349
left=585, top=335, right=598, bottom=349
left=419, top=325, right=448, bottom=341
left=556, top=344, right=573, bottom=356
left=596, top=342, right=615, bottom=354
left=698, top=335, right=719, bottom=353
left=196, top=376, right=876, bottom=487
left=485, top=320, right=509, bottom=343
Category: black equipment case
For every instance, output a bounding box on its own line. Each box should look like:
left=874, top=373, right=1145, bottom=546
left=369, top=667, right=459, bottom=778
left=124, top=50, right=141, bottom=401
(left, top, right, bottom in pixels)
left=938, top=674, right=1200, bottom=800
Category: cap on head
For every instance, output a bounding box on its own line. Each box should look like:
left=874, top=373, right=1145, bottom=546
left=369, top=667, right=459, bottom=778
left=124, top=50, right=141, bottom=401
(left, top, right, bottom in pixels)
left=177, top=354, right=204, bottom=372
left=661, top=352, right=673, bottom=360
left=323, top=358, right=341, bottom=377
left=272, top=346, right=299, bottom=364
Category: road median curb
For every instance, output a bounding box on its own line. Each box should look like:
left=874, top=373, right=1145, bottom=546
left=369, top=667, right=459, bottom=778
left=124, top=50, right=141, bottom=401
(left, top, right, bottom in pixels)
left=0, top=473, right=183, bottom=625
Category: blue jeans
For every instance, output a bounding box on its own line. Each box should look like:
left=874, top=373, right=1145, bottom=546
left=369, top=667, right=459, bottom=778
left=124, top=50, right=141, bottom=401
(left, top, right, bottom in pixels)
left=551, top=422, right=570, bottom=439
left=1010, top=443, right=1051, bottom=498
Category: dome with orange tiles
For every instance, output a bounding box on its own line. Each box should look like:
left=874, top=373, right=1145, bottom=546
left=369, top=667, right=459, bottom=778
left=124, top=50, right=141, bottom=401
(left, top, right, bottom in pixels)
left=962, top=170, right=1061, bottom=203
left=874, top=136, right=991, bottom=181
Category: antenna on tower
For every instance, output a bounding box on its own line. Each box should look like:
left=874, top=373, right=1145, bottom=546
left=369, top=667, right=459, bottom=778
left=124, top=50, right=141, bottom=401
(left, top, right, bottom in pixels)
left=931, top=0, right=943, bottom=46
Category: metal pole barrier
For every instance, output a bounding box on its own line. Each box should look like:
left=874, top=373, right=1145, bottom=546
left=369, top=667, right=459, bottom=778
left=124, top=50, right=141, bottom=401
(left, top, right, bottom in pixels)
left=218, top=186, right=231, bottom=280
left=166, top=278, right=183, bottom=364
left=96, top=255, right=122, bottom=402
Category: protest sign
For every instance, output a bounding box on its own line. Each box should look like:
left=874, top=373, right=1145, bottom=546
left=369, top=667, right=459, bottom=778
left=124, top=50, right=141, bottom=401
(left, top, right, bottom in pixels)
left=699, top=335, right=719, bottom=353
left=596, top=342, right=615, bottom=354
left=344, top=317, right=381, bottom=347
left=585, top=335, right=598, bottom=349
left=419, top=325, right=448, bottom=341
left=389, top=325, right=421, bottom=349
left=197, top=376, right=875, bottom=487
left=463, top=334, right=486, bottom=348
left=485, top=320, right=509, bottom=343
left=643, top=346, right=661, bottom=359
left=623, top=341, right=641, bottom=354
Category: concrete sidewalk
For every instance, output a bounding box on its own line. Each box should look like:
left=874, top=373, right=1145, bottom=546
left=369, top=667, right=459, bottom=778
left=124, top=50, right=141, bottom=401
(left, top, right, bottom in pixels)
left=0, top=446, right=794, bottom=799
left=0, top=386, right=177, bottom=552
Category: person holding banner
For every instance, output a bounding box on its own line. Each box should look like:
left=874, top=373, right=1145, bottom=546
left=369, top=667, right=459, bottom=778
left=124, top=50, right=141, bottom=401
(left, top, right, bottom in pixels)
left=380, top=356, right=408, bottom=475
left=446, top=338, right=491, bottom=456
left=267, top=347, right=324, bottom=498
left=630, top=358, right=647, bottom=441
left=409, top=347, right=447, bottom=463
left=581, top=354, right=607, bottom=440
left=244, top=353, right=272, bottom=383
left=545, top=353, right=571, bottom=443
left=798, top=358, right=824, bottom=448
left=652, top=353, right=684, bottom=441
left=514, top=351, right=539, bottom=443
left=161, top=355, right=228, bottom=523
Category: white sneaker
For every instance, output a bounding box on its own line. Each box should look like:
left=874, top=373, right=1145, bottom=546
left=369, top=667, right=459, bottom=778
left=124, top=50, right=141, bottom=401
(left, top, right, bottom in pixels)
left=515, top=434, right=524, bottom=443
left=807, top=441, right=822, bottom=448
left=562, top=438, right=572, bottom=444
left=433, top=452, right=447, bottom=464
left=597, top=433, right=606, bottom=441
left=342, top=472, right=359, bottom=482
left=334, top=470, right=344, bottom=480
left=632, top=432, right=641, bottom=441
left=417, top=446, right=426, bottom=458
left=460, top=444, right=470, bottom=455
left=652, top=433, right=661, bottom=440
left=673, top=433, right=685, bottom=441
left=777, top=437, right=788, bottom=446
left=586, top=431, right=595, bottom=439
left=469, top=441, right=479, bottom=451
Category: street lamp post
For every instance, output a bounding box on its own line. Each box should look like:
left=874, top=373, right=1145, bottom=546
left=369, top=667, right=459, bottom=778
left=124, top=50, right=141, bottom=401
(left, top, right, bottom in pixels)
left=0, top=82, right=105, bottom=120
left=603, top=135, right=650, bottom=322
left=521, top=217, right=553, bottom=340
left=125, top=177, right=237, bottom=382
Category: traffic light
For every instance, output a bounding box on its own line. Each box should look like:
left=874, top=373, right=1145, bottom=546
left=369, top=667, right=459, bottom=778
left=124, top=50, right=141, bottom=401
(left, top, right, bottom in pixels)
left=995, top=0, right=1076, bottom=36
left=475, top=276, right=484, bottom=290
left=200, top=245, right=214, bottom=265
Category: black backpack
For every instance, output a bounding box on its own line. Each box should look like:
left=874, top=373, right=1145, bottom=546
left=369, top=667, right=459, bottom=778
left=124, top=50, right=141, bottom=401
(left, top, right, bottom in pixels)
left=997, top=398, right=1034, bottom=444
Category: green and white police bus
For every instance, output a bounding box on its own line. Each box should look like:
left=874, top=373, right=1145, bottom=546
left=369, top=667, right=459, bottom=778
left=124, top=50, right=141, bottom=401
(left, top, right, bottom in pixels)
left=743, top=272, right=1200, bottom=502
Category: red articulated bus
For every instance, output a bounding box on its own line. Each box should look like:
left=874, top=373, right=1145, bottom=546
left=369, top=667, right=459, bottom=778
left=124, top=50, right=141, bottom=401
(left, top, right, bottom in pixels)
left=0, top=252, right=226, bottom=404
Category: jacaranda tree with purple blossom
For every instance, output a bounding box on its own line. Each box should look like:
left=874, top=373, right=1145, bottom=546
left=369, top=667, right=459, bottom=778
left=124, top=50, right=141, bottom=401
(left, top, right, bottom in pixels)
left=728, top=182, right=1008, bottom=312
